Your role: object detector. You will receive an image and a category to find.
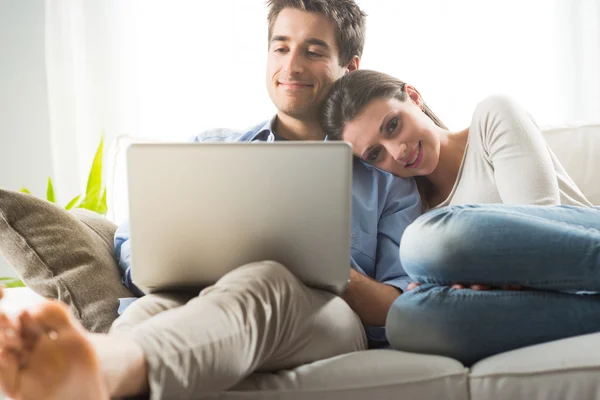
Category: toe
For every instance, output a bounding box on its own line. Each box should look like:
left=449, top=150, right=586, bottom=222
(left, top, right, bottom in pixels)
left=0, top=327, right=22, bottom=353
left=0, top=313, right=11, bottom=329
left=0, top=316, right=21, bottom=353
left=0, top=349, right=20, bottom=398
left=31, top=301, right=74, bottom=333
left=19, top=312, right=43, bottom=351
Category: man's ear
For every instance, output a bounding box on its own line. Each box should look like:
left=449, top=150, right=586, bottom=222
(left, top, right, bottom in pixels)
left=345, top=56, right=360, bottom=72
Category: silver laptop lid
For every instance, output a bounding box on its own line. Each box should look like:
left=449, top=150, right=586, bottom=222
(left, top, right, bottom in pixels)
left=126, top=142, right=353, bottom=294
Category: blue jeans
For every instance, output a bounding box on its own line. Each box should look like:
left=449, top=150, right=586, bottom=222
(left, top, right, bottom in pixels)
left=386, top=204, right=600, bottom=366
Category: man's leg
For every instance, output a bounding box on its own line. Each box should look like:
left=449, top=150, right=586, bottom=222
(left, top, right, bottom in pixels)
left=0, top=261, right=366, bottom=399
left=122, top=260, right=366, bottom=398
left=110, top=292, right=195, bottom=333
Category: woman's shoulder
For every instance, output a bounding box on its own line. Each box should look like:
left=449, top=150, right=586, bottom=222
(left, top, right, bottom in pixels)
left=469, top=94, right=542, bottom=155
left=472, top=94, right=527, bottom=121
left=470, top=94, right=538, bottom=142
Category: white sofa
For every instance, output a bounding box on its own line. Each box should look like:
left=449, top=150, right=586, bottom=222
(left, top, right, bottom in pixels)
left=4, top=123, right=600, bottom=400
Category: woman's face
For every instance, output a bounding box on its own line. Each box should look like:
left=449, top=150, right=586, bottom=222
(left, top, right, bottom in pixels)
left=341, top=89, right=442, bottom=178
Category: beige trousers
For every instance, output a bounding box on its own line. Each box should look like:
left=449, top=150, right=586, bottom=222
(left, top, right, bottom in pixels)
left=110, top=261, right=367, bottom=399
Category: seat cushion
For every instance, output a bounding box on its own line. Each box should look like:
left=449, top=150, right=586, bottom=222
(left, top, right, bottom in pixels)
left=210, top=350, right=468, bottom=400
left=470, top=332, right=600, bottom=400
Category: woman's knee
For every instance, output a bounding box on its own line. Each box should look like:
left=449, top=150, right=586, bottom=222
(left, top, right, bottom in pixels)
left=400, top=206, right=482, bottom=281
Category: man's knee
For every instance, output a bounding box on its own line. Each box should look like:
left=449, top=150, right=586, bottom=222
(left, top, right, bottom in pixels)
left=216, top=261, right=298, bottom=289
left=110, top=292, right=190, bottom=333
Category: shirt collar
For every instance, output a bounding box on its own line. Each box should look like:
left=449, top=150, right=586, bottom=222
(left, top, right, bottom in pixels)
left=246, top=116, right=278, bottom=142
left=248, top=116, right=330, bottom=142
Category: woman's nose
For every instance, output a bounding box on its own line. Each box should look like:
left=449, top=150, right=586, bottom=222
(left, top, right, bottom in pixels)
left=392, top=143, right=408, bottom=163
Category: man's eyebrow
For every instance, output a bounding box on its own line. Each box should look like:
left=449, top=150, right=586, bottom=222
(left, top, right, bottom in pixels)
left=270, top=35, right=289, bottom=43
left=269, top=36, right=331, bottom=50
left=305, top=38, right=330, bottom=49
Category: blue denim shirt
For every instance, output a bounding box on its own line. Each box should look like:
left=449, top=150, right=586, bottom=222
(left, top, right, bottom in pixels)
left=114, top=117, right=422, bottom=345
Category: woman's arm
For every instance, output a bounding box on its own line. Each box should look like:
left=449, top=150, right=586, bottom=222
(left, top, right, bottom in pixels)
left=474, top=95, right=560, bottom=205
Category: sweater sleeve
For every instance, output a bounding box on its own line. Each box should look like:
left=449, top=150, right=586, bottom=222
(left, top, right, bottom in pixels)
left=474, top=95, right=560, bottom=205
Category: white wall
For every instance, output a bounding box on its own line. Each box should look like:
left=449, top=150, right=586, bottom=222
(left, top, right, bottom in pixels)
left=0, top=0, right=52, bottom=277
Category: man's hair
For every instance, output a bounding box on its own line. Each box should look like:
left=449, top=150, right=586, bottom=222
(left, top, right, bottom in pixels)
left=266, top=0, right=367, bottom=66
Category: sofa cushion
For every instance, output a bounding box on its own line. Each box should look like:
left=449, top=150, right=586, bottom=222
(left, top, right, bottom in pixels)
left=212, top=350, right=469, bottom=400
left=0, top=189, right=134, bottom=332
left=543, top=124, right=600, bottom=205
left=470, top=332, right=600, bottom=400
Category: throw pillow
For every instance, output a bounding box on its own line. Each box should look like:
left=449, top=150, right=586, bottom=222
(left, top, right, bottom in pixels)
left=0, top=188, right=134, bottom=333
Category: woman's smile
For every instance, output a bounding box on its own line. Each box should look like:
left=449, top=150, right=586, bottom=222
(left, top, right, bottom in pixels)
left=404, top=141, right=423, bottom=169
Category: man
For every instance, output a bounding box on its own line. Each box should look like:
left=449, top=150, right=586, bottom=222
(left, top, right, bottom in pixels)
left=0, top=1, right=421, bottom=399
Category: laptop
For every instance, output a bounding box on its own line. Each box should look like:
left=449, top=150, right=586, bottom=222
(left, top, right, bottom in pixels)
left=126, top=141, right=353, bottom=295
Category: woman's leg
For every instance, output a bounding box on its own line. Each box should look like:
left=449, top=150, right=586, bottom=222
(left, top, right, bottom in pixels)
left=401, top=204, right=600, bottom=292
left=386, top=284, right=600, bottom=366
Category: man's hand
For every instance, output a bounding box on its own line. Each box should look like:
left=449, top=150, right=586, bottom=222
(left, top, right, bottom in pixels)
left=341, top=269, right=401, bottom=327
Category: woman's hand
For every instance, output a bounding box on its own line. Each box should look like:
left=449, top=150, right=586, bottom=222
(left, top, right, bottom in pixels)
left=407, top=282, right=522, bottom=291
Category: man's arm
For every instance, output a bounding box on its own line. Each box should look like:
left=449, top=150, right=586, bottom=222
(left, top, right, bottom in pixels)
left=342, top=269, right=401, bottom=326
left=347, top=161, right=422, bottom=334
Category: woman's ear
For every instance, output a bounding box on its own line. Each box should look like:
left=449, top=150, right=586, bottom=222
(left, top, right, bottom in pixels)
left=404, top=85, right=423, bottom=109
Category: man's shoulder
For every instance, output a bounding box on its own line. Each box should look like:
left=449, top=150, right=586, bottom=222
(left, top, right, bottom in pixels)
left=353, top=158, right=415, bottom=191
left=352, top=158, right=421, bottom=211
left=190, top=120, right=269, bottom=143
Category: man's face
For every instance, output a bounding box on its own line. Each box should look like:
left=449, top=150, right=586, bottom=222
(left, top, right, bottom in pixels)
left=266, top=8, right=348, bottom=120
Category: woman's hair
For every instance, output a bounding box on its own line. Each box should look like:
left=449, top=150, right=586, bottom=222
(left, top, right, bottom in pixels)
left=321, top=69, right=447, bottom=140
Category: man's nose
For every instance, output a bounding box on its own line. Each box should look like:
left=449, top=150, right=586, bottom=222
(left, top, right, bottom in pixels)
left=283, top=49, right=304, bottom=75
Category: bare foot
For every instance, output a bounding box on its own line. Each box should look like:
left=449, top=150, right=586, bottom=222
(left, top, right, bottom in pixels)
left=0, top=301, right=109, bottom=400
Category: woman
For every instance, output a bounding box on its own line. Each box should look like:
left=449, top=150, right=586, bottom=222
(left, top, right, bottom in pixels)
left=322, top=69, right=591, bottom=209
left=322, top=69, right=600, bottom=366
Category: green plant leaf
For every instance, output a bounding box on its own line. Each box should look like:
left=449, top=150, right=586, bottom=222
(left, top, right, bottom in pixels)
left=0, top=277, right=26, bottom=288
left=99, top=187, right=108, bottom=214
left=20, top=187, right=31, bottom=194
left=65, top=194, right=82, bottom=210
left=85, top=135, right=104, bottom=200
left=46, top=177, right=56, bottom=203
left=77, top=135, right=108, bottom=215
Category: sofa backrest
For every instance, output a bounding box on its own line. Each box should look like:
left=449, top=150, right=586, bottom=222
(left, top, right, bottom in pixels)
left=106, top=124, right=600, bottom=223
left=542, top=124, right=600, bottom=205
